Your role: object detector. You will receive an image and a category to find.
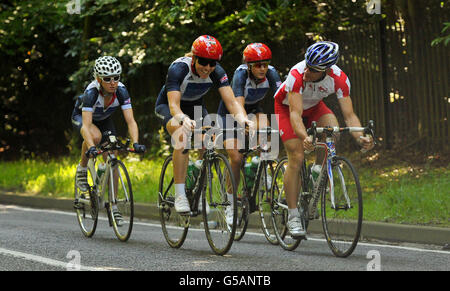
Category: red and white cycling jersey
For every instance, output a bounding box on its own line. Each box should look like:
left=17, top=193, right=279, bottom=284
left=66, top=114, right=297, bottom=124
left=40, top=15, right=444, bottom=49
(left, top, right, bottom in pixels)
left=274, top=60, right=351, bottom=109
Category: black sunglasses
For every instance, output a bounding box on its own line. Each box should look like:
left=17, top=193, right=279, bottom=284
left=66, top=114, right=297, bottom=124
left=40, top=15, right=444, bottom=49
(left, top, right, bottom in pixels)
left=101, top=75, right=120, bottom=83
left=306, top=65, right=324, bottom=73
left=196, top=57, right=217, bottom=67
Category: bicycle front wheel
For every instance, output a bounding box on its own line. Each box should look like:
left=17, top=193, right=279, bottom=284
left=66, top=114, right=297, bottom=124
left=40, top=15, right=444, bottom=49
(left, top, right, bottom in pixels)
left=234, top=169, right=249, bottom=241
left=203, top=153, right=237, bottom=255
left=258, top=160, right=278, bottom=245
left=321, top=156, right=363, bottom=257
left=108, top=160, right=134, bottom=242
left=159, top=155, right=189, bottom=249
left=74, top=167, right=98, bottom=238
left=270, top=158, right=301, bottom=251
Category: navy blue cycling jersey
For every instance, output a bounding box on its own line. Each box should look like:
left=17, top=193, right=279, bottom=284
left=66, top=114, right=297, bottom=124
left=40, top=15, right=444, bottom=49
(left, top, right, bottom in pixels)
left=155, top=57, right=230, bottom=106
left=72, top=80, right=132, bottom=122
left=217, top=64, right=281, bottom=117
left=232, top=64, right=282, bottom=104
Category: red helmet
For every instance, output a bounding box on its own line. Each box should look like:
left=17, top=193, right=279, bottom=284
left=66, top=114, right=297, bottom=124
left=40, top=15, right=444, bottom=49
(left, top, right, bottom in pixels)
left=191, top=35, right=223, bottom=61
left=243, top=43, right=272, bottom=63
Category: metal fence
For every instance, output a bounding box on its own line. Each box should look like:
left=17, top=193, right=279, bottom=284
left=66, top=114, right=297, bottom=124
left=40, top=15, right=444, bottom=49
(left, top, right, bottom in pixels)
left=328, top=7, right=449, bottom=151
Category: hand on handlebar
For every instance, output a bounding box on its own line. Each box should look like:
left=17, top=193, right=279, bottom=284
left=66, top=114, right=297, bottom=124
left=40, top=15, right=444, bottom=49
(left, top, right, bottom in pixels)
left=85, top=146, right=98, bottom=158
left=303, top=135, right=315, bottom=153
left=182, top=117, right=196, bottom=135
left=133, top=143, right=146, bottom=153
left=359, top=135, right=374, bottom=152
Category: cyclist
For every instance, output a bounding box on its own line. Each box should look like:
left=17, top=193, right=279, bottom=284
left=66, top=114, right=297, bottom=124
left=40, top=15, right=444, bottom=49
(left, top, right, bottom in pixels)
left=273, top=41, right=374, bottom=238
left=217, top=43, right=281, bottom=224
left=72, top=56, right=146, bottom=223
left=155, top=35, right=254, bottom=214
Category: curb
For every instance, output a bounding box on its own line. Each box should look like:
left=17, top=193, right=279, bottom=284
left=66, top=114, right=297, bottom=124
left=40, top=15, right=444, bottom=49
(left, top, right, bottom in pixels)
left=1, top=192, right=449, bottom=247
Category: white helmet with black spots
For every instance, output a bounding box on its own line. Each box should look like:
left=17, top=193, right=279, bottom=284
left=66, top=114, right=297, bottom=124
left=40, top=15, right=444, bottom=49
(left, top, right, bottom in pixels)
left=94, top=56, right=122, bottom=77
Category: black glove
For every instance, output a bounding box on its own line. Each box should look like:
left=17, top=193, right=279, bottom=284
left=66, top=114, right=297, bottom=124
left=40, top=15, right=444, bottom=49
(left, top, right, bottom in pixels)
left=133, top=143, right=146, bottom=153
left=85, top=146, right=98, bottom=158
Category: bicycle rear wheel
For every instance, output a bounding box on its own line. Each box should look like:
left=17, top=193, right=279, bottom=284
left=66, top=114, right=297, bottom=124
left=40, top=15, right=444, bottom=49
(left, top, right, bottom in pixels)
left=258, top=160, right=278, bottom=245
left=159, top=155, right=189, bottom=248
left=108, top=160, right=134, bottom=242
left=233, top=169, right=249, bottom=241
left=270, top=158, right=301, bottom=251
left=203, top=153, right=237, bottom=255
left=74, top=167, right=98, bottom=238
left=321, top=156, right=363, bottom=257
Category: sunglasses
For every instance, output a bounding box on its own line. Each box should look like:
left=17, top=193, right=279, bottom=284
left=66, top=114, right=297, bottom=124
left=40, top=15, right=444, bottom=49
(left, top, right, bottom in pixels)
left=101, top=75, right=120, bottom=83
left=306, top=65, right=324, bottom=73
left=196, top=57, right=217, bottom=67
left=251, top=62, right=270, bottom=69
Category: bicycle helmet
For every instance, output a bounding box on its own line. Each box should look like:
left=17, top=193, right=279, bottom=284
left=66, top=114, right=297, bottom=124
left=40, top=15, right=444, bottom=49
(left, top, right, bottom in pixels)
left=94, top=56, right=122, bottom=77
left=243, top=43, right=272, bottom=63
left=305, top=41, right=339, bottom=71
left=191, top=35, right=223, bottom=61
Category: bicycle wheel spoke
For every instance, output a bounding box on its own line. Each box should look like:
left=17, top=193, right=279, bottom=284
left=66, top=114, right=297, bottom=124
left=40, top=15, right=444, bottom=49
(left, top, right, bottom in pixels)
left=322, top=157, right=362, bottom=257
left=258, top=161, right=278, bottom=245
left=109, top=161, right=134, bottom=242
left=74, top=166, right=98, bottom=238
left=203, top=153, right=236, bottom=255
left=271, top=158, right=301, bottom=251
left=234, top=170, right=249, bottom=241
left=159, top=156, right=189, bottom=249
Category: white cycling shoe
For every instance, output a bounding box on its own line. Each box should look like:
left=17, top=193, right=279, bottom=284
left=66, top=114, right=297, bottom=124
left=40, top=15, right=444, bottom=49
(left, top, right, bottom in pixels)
left=175, top=195, right=191, bottom=213
left=287, top=216, right=306, bottom=238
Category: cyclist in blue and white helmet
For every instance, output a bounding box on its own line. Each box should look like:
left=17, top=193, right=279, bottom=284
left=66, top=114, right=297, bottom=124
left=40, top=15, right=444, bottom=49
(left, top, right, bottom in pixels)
left=272, top=41, right=374, bottom=239
left=305, top=41, right=339, bottom=72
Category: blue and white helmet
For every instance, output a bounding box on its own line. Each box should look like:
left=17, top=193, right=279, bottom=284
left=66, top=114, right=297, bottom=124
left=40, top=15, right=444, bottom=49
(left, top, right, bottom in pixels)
left=94, top=56, right=122, bottom=77
left=305, top=41, right=339, bottom=71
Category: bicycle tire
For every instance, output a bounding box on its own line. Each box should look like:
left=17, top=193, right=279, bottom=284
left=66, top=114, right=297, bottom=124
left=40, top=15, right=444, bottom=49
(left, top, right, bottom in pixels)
left=203, top=152, right=237, bottom=255
left=108, top=160, right=134, bottom=242
left=159, top=155, right=189, bottom=248
left=258, top=160, right=279, bottom=245
left=233, top=169, right=249, bottom=241
left=74, top=167, right=98, bottom=238
left=321, top=156, right=363, bottom=258
left=270, top=157, right=301, bottom=251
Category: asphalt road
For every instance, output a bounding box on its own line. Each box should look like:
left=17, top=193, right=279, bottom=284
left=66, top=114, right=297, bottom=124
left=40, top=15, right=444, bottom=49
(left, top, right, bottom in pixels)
left=0, top=204, right=448, bottom=272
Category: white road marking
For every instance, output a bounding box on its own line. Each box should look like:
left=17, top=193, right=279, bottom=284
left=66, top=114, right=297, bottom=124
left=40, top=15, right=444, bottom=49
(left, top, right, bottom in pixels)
left=0, top=247, right=106, bottom=271
left=2, top=204, right=449, bottom=255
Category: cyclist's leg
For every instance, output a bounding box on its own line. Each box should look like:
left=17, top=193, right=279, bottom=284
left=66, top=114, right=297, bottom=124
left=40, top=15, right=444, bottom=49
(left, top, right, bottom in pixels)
left=305, top=101, right=337, bottom=165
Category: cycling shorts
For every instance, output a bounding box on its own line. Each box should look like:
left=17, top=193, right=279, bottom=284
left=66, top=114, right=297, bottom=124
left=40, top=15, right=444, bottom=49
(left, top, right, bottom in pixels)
left=155, top=99, right=210, bottom=129
left=71, top=114, right=117, bottom=144
left=274, top=100, right=333, bottom=142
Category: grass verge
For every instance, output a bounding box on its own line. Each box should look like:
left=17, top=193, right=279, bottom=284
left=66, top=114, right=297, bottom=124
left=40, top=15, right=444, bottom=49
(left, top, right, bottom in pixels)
left=0, top=154, right=448, bottom=227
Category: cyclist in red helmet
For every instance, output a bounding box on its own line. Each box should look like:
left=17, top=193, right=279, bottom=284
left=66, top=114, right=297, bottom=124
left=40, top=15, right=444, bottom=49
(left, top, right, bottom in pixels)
left=217, top=43, right=282, bottom=224
left=155, top=35, right=254, bottom=214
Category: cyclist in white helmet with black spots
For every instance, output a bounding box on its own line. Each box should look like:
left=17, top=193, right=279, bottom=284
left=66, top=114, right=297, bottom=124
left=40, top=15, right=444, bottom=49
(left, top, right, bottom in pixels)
left=273, top=41, right=374, bottom=238
left=71, top=56, right=146, bottom=202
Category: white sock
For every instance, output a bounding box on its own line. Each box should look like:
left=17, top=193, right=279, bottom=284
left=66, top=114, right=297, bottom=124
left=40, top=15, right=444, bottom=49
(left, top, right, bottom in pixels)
left=227, top=193, right=234, bottom=207
left=175, top=184, right=186, bottom=198
left=77, top=164, right=87, bottom=171
left=288, top=208, right=300, bottom=220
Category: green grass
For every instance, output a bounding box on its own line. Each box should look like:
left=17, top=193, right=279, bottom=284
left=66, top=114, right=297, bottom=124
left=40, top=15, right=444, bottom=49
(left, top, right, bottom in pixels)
left=0, top=156, right=448, bottom=227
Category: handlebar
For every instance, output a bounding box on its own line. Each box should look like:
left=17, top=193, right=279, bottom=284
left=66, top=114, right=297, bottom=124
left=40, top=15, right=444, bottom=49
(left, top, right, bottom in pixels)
left=305, top=120, right=376, bottom=153
left=89, top=131, right=143, bottom=158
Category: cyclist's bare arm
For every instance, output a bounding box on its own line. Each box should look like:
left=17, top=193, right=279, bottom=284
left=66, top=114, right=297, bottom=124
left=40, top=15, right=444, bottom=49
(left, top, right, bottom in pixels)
left=288, top=91, right=309, bottom=142
left=80, top=111, right=96, bottom=148
left=338, top=96, right=373, bottom=149
left=122, top=108, right=139, bottom=144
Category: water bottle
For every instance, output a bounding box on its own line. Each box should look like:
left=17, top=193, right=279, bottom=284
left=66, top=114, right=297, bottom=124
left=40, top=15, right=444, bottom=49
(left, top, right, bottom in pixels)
left=193, top=160, right=202, bottom=177
left=244, top=162, right=254, bottom=188
left=96, top=162, right=106, bottom=184
left=309, top=164, right=321, bottom=189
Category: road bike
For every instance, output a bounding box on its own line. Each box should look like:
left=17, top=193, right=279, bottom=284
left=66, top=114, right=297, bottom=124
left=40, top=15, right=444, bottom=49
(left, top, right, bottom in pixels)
left=158, top=126, right=237, bottom=255
left=74, top=133, right=140, bottom=242
left=233, top=127, right=279, bottom=245
left=271, top=121, right=376, bottom=257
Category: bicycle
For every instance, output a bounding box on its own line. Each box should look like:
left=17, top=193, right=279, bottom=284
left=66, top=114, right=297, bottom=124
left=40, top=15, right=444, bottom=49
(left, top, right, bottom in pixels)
left=271, top=120, right=376, bottom=257
left=233, top=127, right=279, bottom=245
left=74, top=132, right=140, bottom=242
left=158, top=126, right=238, bottom=255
